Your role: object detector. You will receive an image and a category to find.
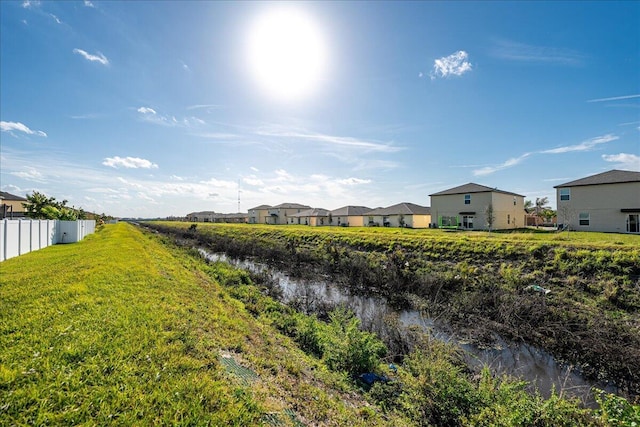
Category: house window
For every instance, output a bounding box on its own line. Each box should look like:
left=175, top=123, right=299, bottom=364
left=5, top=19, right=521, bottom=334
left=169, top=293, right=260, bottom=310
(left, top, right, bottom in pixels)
left=507, top=214, right=511, bottom=224
left=462, top=215, right=474, bottom=229
left=559, top=188, right=570, bottom=201
left=627, top=214, right=639, bottom=233
left=579, top=212, right=590, bottom=226
left=513, top=197, right=517, bottom=206
left=464, top=194, right=471, bottom=205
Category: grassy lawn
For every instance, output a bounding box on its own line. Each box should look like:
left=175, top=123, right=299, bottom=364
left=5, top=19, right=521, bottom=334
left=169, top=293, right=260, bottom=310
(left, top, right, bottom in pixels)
left=0, top=223, right=402, bottom=426
left=202, top=223, right=640, bottom=248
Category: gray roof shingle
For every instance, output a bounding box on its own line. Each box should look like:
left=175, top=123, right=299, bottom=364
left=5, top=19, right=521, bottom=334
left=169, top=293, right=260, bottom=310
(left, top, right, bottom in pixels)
left=0, top=191, right=27, bottom=201
left=554, top=169, right=640, bottom=188
left=429, top=183, right=524, bottom=197
left=366, top=202, right=430, bottom=216
left=330, top=205, right=372, bottom=216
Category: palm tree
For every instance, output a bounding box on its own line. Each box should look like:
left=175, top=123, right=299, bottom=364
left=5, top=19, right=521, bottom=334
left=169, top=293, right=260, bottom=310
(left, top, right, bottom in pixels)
left=534, top=197, right=550, bottom=227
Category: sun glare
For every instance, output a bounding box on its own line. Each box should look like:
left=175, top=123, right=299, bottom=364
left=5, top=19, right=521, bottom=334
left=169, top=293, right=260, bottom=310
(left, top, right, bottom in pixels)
left=246, top=8, right=328, bottom=103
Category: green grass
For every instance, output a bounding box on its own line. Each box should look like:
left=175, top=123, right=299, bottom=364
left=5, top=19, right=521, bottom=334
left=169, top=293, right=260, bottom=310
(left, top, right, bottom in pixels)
left=0, top=223, right=406, bottom=426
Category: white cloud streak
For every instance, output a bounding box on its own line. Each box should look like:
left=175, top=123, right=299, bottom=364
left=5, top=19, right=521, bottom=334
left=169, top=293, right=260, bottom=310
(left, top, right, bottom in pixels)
left=473, top=134, right=619, bottom=176
left=84, top=1, right=95, bottom=7
left=587, top=94, right=640, bottom=103
left=0, top=121, right=47, bottom=137
left=102, top=156, right=159, bottom=169
left=473, top=153, right=532, bottom=176
left=73, top=48, right=109, bottom=65
left=431, top=51, right=472, bottom=79
left=602, top=153, right=640, bottom=171
left=11, top=168, right=46, bottom=182
left=137, top=107, right=157, bottom=115
left=540, top=134, right=618, bottom=154
left=22, top=1, right=40, bottom=8
left=491, top=40, right=585, bottom=65
left=137, top=106, right=205, bottom=128
left=257, top=128, right=402, bottom=153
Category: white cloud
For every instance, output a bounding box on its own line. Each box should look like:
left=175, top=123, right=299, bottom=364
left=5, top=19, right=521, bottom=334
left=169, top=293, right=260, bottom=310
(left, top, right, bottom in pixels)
left=540, top=134, right=618, bottom=154
left=337, top=177, right=371, bottom=185
left=258, top=127, right=402, bottom=153
left=22, top=1, right=40, bottom=8
left=198, top=178, right=237, bottom=189
left=186, top=104, right=225, bottom=110
left=430, top=51, right=472, bottom=80
left=602, top=153, right=640, bottom=171
left=0, top=121, right=47, bottom=137
left=137, top=107, right=157, bottom=115
left=274, top=169, right=294, bottom=182
left=84, top=1, right=95, bottom=7
left=491, top=39, right=585, bottom=65
left=137, top=107, right=204, bottom=129
left=102, top=156, right=158, bottom=169
left=170, top=175, right=185, bottom=181
left=472, top=134, right=619, bottom=176
left=250, top=166, right=260, bottom=172
left=10, top=168, right=45, bottom=182
left=243, top=176, right=264, bottom=186
left=50, top=14, right=61, bottom=24
left=473, top=153, right=532, bottom=176
left=587, top=94, right=640, bottom=103
left=73, top=48, right=109, bottom=65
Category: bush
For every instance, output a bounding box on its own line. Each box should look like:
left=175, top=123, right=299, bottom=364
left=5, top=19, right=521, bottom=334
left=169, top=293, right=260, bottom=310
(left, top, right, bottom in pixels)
left=321, top=307, right=387, bottom=377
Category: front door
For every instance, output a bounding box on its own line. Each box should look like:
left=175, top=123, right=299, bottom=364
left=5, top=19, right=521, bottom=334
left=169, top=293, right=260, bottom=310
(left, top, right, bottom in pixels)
left=462, top=215, right=474, bottom=229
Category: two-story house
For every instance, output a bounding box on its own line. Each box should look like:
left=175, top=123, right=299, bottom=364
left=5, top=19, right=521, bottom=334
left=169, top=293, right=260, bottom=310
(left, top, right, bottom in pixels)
left=430, top=183, right=525, bottom=230
left=0, top=191, right=27, bottom=219
left=554, top=169, right=640, bottom=233
left=264, top=202, right=312, bottom=225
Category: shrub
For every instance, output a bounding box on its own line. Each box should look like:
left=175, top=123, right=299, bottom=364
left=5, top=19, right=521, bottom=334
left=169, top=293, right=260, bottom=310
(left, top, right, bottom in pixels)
left=321, top=307, right=387, bottom=377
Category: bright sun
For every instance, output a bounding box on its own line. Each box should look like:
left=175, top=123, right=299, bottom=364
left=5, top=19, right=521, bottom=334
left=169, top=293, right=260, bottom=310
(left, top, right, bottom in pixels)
left=246, top=8, right=328, bottom=103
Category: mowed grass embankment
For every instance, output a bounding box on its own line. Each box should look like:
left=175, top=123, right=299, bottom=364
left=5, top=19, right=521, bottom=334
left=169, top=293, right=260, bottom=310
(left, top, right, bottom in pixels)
left=0, top=222, right=399, bottom=426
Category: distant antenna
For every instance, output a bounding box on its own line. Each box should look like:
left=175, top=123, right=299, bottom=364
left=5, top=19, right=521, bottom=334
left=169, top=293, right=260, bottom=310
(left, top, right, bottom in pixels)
left=237, top=179, right=241, bottom=213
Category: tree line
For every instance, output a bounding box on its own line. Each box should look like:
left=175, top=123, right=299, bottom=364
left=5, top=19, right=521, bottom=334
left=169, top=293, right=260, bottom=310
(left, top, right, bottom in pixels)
left=22, top=191, right=112, bottom=223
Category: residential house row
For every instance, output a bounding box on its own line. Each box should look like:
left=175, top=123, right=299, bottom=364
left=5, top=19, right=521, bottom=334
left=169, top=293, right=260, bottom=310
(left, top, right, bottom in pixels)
left=6, top=169, right=637, bottom=233
left=241, top=170, right=639, bottom=234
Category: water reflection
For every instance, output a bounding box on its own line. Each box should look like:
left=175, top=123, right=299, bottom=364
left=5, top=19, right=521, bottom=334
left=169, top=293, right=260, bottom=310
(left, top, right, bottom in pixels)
left=201, top=249, right=615, bottom=406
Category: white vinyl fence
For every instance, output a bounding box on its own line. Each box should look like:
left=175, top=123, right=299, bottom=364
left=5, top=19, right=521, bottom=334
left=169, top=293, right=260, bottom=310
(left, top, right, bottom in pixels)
left=1, top=219, right=96, bottom=262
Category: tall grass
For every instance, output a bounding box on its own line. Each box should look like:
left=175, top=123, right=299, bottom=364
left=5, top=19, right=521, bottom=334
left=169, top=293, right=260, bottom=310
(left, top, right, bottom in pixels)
left=0, top=223, right=406, bottom=426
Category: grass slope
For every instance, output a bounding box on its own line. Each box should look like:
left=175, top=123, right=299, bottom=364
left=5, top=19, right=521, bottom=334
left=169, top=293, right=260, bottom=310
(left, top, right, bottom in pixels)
left=0, top=223, right=403, bottom=426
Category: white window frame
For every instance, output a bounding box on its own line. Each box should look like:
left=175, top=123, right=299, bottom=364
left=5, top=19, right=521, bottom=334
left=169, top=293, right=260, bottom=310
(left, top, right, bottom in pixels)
left=464, top=194, right=471, bottom=205
left=579, top=212, right=590, bottom=226
left=559, top=188, right=570, bottom=201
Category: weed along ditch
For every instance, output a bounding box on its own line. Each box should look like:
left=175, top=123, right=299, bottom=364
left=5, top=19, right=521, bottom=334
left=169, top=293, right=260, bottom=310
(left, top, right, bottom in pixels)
left=142, top=222, right=640, bottom=406
left=199, top=249, right=613, bottom=407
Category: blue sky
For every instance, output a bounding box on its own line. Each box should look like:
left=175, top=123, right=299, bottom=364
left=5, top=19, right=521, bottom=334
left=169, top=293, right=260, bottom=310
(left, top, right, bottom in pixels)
left=1, top=1, right=639, bottom=218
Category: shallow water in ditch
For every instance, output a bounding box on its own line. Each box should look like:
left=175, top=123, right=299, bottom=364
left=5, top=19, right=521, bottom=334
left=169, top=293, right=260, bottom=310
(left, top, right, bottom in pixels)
left=201, top=249, right=617, bottom=407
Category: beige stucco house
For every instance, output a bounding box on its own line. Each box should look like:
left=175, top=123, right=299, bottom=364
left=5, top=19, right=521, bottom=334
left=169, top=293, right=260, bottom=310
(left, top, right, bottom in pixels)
left=0, top=191, right=27, bottom=219
left=248, top=205, right=272, bottom=224
left=554, top=169, right=640, bottom=233
left=288, top=208, right=330, bottom=226
left=365, top=202, right=431, bottom=228
left=329, top=205, right=372, bottom=227
left=262, top=202, right=312, bottom=225
left=430, top=183, right=525, bottom=230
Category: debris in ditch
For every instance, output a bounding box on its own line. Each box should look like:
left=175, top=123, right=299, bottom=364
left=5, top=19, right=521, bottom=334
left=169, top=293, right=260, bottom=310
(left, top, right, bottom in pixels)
left=525, top=284, right=551, bottom=295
